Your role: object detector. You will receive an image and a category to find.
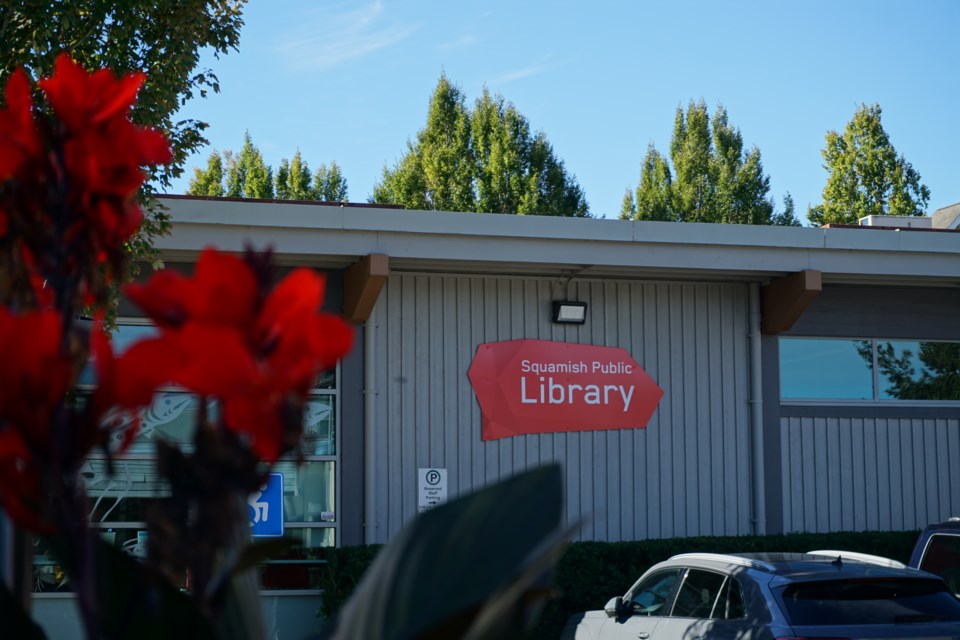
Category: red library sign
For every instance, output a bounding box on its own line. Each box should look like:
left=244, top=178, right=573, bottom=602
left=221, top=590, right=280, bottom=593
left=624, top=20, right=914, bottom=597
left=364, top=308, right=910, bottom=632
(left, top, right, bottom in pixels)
left=467, top=339, right=663, bottom=440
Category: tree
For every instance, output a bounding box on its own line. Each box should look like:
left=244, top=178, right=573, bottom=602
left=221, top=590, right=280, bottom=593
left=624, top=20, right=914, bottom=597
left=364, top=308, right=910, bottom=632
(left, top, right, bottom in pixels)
left=313, top=161, right=348, bottom=201
left=808, top=103, right=930, bottom=226
left=372, top=76, right=589, bottom=217
left=0, top=1, right=247, bottom=269
left=621, top=100, right=797, bottom=225
left=287, top=150, right=312, bottom=200
left=188, top=134, right=349, bottom=203
left=188, top=151, right=225, bottom=197
left=274, top=158, right=291, bottom=200
left=224, top=131, right=273, bottom=198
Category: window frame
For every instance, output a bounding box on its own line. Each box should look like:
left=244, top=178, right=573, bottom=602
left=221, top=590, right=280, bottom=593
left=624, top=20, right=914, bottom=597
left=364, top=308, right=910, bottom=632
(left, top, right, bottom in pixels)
left=779, top=336, right=960, bottom=406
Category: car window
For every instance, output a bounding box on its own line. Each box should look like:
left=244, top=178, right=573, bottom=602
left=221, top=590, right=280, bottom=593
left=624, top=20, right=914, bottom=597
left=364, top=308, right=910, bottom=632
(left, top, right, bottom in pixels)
left=670, top=569, right=726, bottom=618
left=627, top=569, right=682, bottom=617
left=712, top=576, right=745, bottom=620
left=918, top=533, right=960, bottom=596
left=778, top=578, right=960, bottom=625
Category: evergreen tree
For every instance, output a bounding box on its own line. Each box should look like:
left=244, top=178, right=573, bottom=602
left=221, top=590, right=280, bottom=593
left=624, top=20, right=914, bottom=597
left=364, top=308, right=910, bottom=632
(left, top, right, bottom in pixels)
left=288, top=150, right=312, bottom=200
left=670, top=100, right=715, bottom=222
left=313, top=161, right=348, bottom=202
left=274, top=159, right=291, bottom=200
left=808, top=104, right=929, bottom=226
left=189, top=134, right=350, bottom=203
left=623, top=100, right=797, bottom=225
left=372, top=76, right=589, bottom=217
left=620, top=144, right=673, bottom=221
left=187, top=151, right=225, bottom=197
left=374, top=74, right=474, bottom=211
left=225, top=132, right=273, bottom=199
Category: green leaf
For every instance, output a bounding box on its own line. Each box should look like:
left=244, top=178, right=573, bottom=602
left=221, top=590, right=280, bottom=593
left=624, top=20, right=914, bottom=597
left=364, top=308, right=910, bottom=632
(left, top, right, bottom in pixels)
left=314, top=463, right=565, bottom=640
left=43, top=535, right=217, bottom=640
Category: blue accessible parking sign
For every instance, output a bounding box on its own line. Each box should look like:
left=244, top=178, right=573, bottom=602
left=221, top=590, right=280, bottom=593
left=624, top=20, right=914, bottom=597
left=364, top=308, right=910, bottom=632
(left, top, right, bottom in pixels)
left=248, top=473, right=284, bottom=537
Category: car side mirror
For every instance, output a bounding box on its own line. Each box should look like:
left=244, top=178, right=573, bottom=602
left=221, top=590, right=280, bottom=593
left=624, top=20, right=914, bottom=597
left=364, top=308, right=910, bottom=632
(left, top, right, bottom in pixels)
left=604, top=596, right=623, bottom=618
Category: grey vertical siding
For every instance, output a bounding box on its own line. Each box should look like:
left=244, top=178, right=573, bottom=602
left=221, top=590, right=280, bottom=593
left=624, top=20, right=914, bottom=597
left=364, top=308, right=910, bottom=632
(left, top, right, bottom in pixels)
left=369, top=274, right=754, bottom=544
left=781, top=416, right=960, bottom=532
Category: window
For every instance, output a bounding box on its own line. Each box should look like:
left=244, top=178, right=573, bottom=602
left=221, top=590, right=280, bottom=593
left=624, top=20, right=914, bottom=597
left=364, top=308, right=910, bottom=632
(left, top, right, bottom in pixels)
left=918, top=534, right=960, bottom=597
left=711, top=575, right=744, bottom=620
left=780, top=338, right=960, bottom=401
left=670, top=569, right=726, bottom=618
left=34, top=321, right=339, bottom=593
left=626, top=569, right=682, bottom=616
left=777, top=578, right=960, bottom=625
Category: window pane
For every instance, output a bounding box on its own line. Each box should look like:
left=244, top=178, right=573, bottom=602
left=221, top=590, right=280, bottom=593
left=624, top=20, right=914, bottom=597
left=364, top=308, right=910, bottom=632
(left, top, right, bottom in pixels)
left=627, top=569, right=682, bottom=616
left=121, top=392, right=205, bottom=454
left=271, top=461, right=336, bottom=523
left=918, top=534, right=960, bottom=596
left=671, top=569, right=726, bottom=618
left=84, top=458, right=170, bottom=523
left=876, top=341, right=960, bottom=400
left=260, top=527, right=335, bottom=590
left=314, top=369, right=336, bottom=390
left=78, top=324, right=158, bottom=386
left=778, top=578, right=960, bottom=624
left=302, top=396, right=335, bottom=456
left=780, top=338, right=874, bottom=400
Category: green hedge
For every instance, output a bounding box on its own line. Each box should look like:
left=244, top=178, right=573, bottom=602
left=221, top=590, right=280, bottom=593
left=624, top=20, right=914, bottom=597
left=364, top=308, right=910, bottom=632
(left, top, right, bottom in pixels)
left=317, top=530, right=919, bottom=637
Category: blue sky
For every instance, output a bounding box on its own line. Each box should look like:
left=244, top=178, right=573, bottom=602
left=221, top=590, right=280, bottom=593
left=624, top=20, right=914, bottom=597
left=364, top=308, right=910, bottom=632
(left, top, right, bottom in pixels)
left=168, top=0, right=960, bottom=221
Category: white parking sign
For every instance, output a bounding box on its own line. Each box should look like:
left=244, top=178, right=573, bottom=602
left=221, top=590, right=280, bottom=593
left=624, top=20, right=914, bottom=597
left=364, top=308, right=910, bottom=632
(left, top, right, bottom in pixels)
left=418, top=468, right=447, bottom=513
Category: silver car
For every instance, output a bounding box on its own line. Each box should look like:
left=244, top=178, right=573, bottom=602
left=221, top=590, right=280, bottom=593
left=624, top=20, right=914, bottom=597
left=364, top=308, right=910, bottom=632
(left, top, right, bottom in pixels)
left=560, top=551, right=960, bottom=640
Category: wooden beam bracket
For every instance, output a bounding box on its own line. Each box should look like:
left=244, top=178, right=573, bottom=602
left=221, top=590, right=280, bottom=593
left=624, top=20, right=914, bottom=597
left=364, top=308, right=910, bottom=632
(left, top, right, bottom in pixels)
left=343, top=254, right=388, bottom=324
left=761, top=270, right=822, bottom=334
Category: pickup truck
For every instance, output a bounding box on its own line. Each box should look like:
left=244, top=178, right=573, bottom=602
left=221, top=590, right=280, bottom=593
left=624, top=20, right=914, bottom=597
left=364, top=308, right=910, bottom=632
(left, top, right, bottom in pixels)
left=909, top=517, right=960, bottom=597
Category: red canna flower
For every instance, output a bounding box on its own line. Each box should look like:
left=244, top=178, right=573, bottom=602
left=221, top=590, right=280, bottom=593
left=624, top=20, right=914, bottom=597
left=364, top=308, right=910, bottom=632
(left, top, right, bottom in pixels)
left=125, top=248, right=354, bottom=461
left=0, top=68, right=42, bottom=183
left=0, top=308, right=73, bottom=451
left=0, top=429, right=56, bottom=534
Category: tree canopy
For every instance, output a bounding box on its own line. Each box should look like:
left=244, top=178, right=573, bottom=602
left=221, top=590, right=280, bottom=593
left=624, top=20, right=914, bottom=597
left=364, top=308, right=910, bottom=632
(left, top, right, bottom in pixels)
left=0, top=0, right=246, bottom=290
left=807, top=103, right=930, bottom=226
left=188, top=132, right=349, bottom=202
left=620, top=100, right=798, bottom=226
left=372, top=76, right=589, bottom=217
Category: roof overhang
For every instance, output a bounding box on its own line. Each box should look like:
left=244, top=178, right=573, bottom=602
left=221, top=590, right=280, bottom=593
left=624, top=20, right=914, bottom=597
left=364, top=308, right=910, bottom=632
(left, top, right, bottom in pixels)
left=152, top=196, right=960, bottom=287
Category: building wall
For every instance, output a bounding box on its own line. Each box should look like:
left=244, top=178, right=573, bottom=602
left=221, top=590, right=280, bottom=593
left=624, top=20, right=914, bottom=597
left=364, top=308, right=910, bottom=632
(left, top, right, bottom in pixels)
left=780, top=415, right=960, bottom=533
left=366, top=273, right=756, bottom=543
left=773, top=284, right=960, bottom=534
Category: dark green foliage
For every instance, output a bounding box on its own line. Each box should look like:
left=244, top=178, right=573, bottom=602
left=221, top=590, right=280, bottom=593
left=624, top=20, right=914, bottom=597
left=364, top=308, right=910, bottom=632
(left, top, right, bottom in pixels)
left=876, top=342, right=960, bottom=400
left=188, top=136, right=349, bottom=202
left=188, top=151, right=226, bottom=197
left=621, top=100, right=796, bottom=226
left=808, top=104, right=929, bottom=226
left=224, top=132, right=273, bottom=198
left=0, top=0, right=246, bottom=300
left=372, top=77, right=589, bottom=217
left=313, top=161, right=349, bottom=202
left=318, top=530, right=919, bottom=640
left=313, top=465, right=567, bottom=640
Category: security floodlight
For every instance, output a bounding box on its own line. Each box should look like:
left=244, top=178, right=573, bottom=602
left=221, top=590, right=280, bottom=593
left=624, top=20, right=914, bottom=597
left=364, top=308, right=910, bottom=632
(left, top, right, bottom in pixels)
left=552, top=300, right=587, bottom=325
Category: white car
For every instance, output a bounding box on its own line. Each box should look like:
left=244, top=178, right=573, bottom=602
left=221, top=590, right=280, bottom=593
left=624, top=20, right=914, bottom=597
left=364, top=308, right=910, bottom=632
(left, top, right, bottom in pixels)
left=561, top=551, right=960, bottom=640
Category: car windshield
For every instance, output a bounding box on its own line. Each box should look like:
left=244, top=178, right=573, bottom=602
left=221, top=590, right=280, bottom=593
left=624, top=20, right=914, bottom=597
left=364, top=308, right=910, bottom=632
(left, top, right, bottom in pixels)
left=778, top=578, right=960, bottom=625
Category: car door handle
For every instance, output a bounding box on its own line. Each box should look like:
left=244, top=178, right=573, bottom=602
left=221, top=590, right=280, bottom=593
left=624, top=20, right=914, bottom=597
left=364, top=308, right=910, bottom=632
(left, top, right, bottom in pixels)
left=638, top=634, right=650, bottom=639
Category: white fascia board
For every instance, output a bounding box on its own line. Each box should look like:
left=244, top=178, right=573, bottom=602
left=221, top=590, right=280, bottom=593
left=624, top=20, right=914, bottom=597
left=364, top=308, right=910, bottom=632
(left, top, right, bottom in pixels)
left=153, top=197, right=960, bottom=281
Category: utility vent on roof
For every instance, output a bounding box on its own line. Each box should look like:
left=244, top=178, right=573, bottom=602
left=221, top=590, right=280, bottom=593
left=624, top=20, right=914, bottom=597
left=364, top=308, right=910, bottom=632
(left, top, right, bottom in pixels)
left=858, top=215, right=933, bottom=229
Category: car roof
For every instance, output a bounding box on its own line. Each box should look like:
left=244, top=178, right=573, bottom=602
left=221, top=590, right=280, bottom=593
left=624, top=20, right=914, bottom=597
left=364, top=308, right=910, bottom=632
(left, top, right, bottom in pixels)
left=666, top=551, right=931, bottom=583
left=920, top=517, right=960, bottom=534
